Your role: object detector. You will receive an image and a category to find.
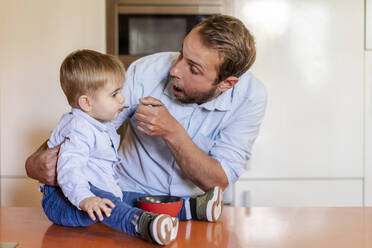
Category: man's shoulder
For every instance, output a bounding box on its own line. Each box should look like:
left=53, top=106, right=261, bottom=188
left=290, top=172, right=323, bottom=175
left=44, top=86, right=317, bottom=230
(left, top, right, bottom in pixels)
left=236, top=71, right=267, bottom=102
left=125, top=52, right=179, bottom=96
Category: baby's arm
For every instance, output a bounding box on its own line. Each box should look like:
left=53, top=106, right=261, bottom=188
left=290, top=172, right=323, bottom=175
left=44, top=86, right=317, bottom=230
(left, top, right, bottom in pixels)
left=55, top=127, right=113, bottom=216
left=56, top=131, right=95, bottom=209
left=79, top=196, right=115, bottom=221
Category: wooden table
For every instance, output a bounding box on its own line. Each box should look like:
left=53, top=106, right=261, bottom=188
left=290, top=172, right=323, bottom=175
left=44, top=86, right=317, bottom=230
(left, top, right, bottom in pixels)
left=2, top=206, right=372, bottom=247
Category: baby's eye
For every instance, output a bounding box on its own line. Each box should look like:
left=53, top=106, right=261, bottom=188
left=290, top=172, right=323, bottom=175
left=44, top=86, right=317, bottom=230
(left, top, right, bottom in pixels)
left=112, top=92, right=118, bottom=97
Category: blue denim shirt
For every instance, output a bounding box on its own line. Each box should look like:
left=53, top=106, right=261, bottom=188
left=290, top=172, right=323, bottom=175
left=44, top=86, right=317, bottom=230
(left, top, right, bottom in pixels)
left=48, top=108, right=123, bottom=209
left=113, top=52, right=267, bottom=197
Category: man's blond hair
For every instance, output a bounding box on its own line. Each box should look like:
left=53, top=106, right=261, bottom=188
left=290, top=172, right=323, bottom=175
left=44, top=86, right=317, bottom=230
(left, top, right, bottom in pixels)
left=196, top=15, right=256, bottom=83
left=60, top=49, right=125, bottom=107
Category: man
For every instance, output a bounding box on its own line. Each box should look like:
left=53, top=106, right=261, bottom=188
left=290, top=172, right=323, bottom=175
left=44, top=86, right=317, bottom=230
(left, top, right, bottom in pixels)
left=26, top=15, right=267, bottom=221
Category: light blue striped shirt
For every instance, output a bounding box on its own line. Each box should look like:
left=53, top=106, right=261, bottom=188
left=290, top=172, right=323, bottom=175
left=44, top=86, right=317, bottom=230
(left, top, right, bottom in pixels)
left=113, top=52, right=267, bottom=197
left=48, top=108, right=122, bottom=209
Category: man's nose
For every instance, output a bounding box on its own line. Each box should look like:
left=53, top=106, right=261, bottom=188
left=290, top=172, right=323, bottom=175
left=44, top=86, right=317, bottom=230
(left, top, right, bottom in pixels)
left=170, top=60, right=182, bottom=79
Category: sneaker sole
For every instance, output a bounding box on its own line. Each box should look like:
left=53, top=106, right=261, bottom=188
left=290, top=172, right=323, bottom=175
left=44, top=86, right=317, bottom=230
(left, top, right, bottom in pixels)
left=150, top=214, right=178, bottom=245
left=170, top=217, right=179, bottom=240
left=206, top=186, right=223, bottom=222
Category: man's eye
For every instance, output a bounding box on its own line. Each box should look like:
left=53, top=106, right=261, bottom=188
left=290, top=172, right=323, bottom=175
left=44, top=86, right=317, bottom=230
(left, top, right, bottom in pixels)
left=190, top=66, right=198, bottom=75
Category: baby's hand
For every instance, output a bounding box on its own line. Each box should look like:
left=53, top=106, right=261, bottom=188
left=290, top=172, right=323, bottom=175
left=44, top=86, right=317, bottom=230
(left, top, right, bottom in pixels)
left=79, top=197, right=115, bottom=221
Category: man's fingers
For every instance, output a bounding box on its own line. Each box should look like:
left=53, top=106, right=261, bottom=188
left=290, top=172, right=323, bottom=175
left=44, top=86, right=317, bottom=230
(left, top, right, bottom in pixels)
left=137, top=121, right=152, bottom=134
left=47, top=146, right=60, bottom=156
left=134, top=112, right=152, bottom=123
left=136, top=125, right=147, bottom=134
left=136, top=104, right=160, bottom=116
left=139, top=97, right=163, bottom=106
left=47, top=137, right=68, bottom=156
left=50, top=138, right=68, bottom=153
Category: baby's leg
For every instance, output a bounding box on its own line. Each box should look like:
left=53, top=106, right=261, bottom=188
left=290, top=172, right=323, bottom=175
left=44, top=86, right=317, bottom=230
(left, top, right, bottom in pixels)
left=41, top=185, right=95, bottom=227
left=90, top=185, right=178, bottom=245
left=42, top=185, right=178, bottom=245
left=42, top=184, right=140, bottom=232
left=89, top=184, right=142, bottom=235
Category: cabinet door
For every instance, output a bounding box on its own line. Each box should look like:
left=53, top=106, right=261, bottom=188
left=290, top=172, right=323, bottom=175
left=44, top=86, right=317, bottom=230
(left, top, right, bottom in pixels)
left=364, top=52, right=372, bottom=205
left=367, top=0, right=372, bottom=50
left=234, top=0, right=364, bottom=178
left=233, top=179, right=363, bottom=207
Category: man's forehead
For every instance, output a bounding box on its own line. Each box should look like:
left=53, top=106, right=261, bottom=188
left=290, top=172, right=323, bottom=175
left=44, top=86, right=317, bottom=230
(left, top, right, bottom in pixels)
left=182, top=30, right=221, bottom=72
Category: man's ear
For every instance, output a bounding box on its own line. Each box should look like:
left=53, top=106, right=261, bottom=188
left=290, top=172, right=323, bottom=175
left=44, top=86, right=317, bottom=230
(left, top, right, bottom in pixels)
left=78, top=95, right=92, bottom=112
left=217, top=76, right=239, bottom=93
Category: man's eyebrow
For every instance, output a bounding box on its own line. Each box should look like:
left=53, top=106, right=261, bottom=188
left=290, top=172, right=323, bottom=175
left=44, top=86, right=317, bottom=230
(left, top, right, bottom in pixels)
left=181, top=41, right=204, bottom=71
left=187, top=58, right=204, bottom=71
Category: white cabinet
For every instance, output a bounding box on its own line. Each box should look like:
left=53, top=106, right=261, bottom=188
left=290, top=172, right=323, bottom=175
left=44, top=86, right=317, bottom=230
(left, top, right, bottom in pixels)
left=367, top=0, right=372, bottom=49
left=233, top=179, right=363, bottom=207
left=232, top=0, right=365, bottom=206
left=364, top=52, right=372, bottom=205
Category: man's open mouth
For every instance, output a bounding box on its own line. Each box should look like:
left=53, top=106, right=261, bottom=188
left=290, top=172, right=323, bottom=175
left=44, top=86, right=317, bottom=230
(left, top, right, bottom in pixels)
left=173, top=85, right=183, bottom=94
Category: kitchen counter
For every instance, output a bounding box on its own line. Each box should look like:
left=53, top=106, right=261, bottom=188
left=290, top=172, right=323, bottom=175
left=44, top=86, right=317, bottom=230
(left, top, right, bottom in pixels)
left=1, top=206, right=372, bottom=247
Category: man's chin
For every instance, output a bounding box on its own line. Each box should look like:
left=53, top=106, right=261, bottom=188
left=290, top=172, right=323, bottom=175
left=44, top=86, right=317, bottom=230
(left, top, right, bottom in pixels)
left=174, top=94, right=193, bottom=104
left=174, top=95, right=187, bottom=103
left=174, top=91, right=217, bottom=105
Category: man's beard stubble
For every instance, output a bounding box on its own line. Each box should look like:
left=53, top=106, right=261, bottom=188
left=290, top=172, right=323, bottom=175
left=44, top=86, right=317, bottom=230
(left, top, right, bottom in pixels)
left=169, top=76, right=219, bottom=105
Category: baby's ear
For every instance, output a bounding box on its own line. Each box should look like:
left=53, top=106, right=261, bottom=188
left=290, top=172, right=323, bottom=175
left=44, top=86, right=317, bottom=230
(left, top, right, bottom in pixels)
left=78, top=95, right=92, bottom=112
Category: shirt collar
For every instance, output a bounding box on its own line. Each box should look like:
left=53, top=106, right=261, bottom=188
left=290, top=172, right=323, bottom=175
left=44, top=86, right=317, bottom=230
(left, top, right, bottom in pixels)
left=199, top=88, right=233, bottom=111
left=163, top=80, right=233, bottom=111
left=71, top=108, right=108, bottom=132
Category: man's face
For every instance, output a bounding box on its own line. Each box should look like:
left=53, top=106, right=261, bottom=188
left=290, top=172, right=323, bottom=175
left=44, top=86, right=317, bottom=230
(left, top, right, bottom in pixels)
left=169, top=28, right=222, bottom=104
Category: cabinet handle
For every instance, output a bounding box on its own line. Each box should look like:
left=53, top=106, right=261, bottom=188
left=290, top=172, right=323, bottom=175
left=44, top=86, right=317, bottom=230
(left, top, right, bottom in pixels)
left=243, top=190, right=251, bottom=207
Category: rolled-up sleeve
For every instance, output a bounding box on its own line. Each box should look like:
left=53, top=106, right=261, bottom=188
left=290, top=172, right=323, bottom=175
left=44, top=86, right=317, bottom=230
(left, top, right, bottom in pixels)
left=210, top=85, right=267, bottom=185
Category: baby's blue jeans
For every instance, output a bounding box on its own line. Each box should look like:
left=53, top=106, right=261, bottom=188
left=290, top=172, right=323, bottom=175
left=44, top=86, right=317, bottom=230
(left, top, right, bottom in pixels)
left=41, top=184, right=189, bottom=236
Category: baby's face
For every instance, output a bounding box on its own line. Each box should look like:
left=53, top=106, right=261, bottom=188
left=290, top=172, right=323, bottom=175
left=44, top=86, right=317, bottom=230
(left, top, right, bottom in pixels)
left=89, top=80, right=125, bottom=122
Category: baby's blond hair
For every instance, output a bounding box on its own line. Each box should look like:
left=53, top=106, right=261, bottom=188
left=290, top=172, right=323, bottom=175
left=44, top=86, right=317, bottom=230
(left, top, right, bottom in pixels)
left=60, top=49, right=125, bottom=107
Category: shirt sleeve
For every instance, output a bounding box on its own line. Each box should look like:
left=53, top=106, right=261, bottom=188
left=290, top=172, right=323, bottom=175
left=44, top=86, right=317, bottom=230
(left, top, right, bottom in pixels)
left=112, top=52, right=177, bottom=130
left=210, top=85, right=267, bottom=185
left=56, top=128, right=95, bottom=209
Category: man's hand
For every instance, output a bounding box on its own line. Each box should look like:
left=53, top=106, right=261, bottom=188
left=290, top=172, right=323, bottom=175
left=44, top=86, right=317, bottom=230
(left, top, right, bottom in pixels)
left=134, top=97, right=182, bottom=140
left=135, top=97, right=228, bottom=191
left=79, top=197, right=115, bottom=221
left=25, top=140, right=61, bottom=185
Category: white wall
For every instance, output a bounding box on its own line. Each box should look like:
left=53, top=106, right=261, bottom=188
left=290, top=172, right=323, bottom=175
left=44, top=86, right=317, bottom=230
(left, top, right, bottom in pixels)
left=0, top=0, right=105, bottom=206
left=233, top=0, right=366, bottom=206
